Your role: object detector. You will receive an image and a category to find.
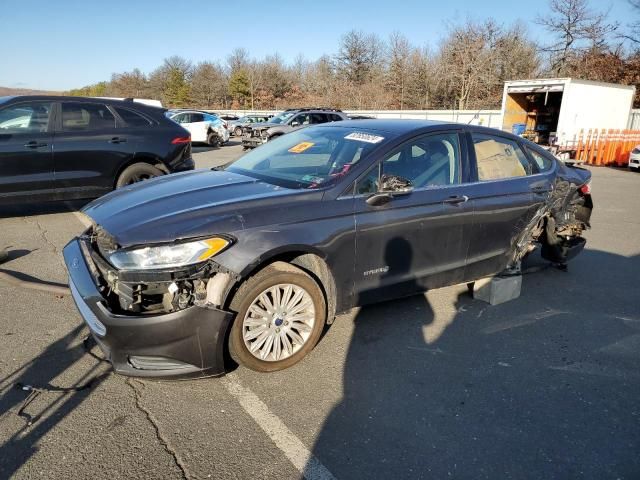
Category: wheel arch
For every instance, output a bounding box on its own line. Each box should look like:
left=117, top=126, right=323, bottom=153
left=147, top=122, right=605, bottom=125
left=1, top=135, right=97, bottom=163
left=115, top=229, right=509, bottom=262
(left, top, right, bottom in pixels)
left=224, top=248, right=337, bottom=324
left=113, top=155, right=166, bottom=189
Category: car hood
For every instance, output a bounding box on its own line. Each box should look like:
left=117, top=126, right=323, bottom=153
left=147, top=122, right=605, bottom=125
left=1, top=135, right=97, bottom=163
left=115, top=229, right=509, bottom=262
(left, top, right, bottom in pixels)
left=82, top=169, right=305, bottom=247
left=250, top=122, right=280, bottom=130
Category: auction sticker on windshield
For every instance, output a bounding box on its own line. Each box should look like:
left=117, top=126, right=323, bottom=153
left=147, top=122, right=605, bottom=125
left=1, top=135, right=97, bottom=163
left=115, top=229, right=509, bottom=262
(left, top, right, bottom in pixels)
left=288, top=142, right=315, bottom=153
left=344, top=132, right=385, bottom=144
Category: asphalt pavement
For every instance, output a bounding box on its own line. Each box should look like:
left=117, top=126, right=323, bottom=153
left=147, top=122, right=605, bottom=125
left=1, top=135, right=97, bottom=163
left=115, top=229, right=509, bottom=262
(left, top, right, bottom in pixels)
left=0, top=142, right=639, bottom=479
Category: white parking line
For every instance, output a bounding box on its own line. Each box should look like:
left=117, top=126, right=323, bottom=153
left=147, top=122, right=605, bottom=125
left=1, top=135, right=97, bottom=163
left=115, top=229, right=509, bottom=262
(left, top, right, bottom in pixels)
left=223, top=376, right=337, bottom=480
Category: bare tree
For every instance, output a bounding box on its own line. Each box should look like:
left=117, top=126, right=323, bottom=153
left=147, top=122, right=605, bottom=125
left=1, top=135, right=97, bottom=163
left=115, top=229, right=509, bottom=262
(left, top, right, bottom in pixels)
left=621, top=0, right=640, bottom=44
left=227, top=48, right=249, bottom=73
left=386, top=32, right=411, bottom=109
left=536, top=0, right=618, bottom=75
left=246, top=61, right=264, bottom=110
left=110, top=68, right=148, bottom=97
left=335, top=30, right=384, bottom=85
left=191, top=62, right=227, bottom=108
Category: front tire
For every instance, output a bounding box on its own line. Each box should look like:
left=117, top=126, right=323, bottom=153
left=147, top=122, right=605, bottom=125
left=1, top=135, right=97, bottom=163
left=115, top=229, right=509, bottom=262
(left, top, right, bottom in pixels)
left=234, top=126, right=242, bottom=137
left=115, top=163, right=163, bottom=188
left=229, top=262, right=326, bottom=372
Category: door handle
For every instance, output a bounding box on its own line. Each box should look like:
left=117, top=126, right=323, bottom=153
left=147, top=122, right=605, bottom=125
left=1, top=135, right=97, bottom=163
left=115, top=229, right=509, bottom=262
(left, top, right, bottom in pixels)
left=109, top=137, right=126, bottom=144
left=531, top=186, right=547, bottom=194
left=24, top=141, right=47, bottom=148
left=443, top=195, right=469, bottom=205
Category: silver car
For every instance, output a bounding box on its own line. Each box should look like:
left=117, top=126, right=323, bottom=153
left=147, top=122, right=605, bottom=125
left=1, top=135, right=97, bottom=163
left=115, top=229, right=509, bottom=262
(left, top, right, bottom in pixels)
left=228, top=115, right=272, bottom=137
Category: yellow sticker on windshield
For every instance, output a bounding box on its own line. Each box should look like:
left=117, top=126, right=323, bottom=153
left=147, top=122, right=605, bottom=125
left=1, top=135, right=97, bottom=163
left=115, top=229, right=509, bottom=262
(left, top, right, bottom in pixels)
left=288, top=142, right=314, bottom=153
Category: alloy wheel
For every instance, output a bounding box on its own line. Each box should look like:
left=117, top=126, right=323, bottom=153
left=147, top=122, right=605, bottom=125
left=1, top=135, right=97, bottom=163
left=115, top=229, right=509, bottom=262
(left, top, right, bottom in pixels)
left=242, top=283, right=315, bottom=362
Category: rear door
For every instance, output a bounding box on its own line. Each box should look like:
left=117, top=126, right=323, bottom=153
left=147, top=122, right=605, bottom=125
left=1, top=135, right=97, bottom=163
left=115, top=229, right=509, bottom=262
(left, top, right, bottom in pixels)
left=53, top=101, right=130, bottom=198
left=179, top=113, right=207, bottom=142
left=311, top=113, right=331, bottom=125
left=463, top=130, right=544, bottom=281
left=352, top=129, right=474, bottom=304
left=0, top=100, right=55, bottom=200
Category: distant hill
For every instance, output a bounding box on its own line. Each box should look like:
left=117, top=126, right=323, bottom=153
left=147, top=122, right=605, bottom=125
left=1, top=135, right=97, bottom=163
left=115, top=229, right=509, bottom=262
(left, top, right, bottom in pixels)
left=0, top=86, right=62, bottom=96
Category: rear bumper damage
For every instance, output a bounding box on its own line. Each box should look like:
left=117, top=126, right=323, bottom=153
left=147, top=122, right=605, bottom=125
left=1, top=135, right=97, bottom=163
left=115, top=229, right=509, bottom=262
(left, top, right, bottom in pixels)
left=63, top=238, right=234, bottom=379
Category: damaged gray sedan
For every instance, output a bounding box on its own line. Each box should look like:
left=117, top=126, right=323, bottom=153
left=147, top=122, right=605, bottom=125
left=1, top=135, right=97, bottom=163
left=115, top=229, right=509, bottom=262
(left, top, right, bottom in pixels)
left=63, top=120, right=592, bottom=378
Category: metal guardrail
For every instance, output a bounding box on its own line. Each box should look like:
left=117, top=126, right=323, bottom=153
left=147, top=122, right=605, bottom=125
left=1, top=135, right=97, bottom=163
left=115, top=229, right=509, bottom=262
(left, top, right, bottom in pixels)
left=210, top=107, right=640, bottom=131
left=209, top=109, right=504, bottom=128
left=627, top=109, right=640, bottom=130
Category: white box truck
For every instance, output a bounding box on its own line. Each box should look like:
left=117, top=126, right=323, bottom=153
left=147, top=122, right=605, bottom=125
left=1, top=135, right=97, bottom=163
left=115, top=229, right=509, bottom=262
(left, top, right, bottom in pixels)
left=500, top=78, right=635, bottom=155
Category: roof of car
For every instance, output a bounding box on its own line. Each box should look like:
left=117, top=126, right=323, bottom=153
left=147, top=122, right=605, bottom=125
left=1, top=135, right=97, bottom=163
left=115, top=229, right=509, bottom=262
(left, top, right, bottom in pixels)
left=1, top=95, right=165, bottom=111
left=320, top=118, right=452, bottom=134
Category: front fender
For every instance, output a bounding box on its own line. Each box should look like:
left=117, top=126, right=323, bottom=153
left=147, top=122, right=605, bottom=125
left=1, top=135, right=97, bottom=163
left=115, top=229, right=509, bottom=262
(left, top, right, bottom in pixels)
left=210, top=203, right=357, bottom=312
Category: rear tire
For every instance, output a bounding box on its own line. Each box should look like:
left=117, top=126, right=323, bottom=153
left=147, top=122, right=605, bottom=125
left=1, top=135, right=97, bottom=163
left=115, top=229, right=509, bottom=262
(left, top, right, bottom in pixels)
left=207, top=132, right=218, bottom=147
left=229, top=262, right=326, bottom=372
left=234, top=126, right=242, bottom=136
left=115, top=163, right=163, bottom=188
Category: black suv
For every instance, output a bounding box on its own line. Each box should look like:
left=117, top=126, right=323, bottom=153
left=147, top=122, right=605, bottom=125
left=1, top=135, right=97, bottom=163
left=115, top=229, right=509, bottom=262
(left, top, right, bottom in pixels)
left=242, top=108, right=347, bottom=149
left=0, top=96, right=194, bottom=204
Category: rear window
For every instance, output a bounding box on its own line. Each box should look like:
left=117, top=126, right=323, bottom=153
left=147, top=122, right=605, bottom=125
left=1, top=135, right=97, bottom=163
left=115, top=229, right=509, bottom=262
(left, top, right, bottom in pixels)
left=113, top=107, right=153, bottom=127
left=526, top=147, right=554, bottom=172
left=62, top=102, right=115, bottom=131
left=472, top=133, right=531, bottom=180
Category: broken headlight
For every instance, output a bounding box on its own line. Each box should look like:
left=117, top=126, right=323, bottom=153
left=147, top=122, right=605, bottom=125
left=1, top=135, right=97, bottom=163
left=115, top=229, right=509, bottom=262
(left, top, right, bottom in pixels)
left=107, top=237, right=230, bottom=270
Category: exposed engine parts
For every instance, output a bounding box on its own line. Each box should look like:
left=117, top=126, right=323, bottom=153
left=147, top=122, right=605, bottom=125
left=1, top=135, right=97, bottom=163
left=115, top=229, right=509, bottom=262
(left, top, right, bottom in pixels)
left=81, top=231, right=237, bottom=316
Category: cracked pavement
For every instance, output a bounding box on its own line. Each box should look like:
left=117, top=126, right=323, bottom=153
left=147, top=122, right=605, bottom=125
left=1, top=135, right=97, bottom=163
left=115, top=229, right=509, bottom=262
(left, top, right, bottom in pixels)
left=1, top=145, right=639, bottom=479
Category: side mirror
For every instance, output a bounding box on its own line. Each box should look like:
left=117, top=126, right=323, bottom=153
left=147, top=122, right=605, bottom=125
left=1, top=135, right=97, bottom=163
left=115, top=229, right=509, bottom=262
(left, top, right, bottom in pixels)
left=366, top=192, right=393, bottom=206
left=291, top=121, right=300, bottom=127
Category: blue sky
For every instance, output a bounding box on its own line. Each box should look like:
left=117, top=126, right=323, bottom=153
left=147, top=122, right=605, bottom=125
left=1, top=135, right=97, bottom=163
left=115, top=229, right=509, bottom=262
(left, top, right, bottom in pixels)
left=2, top=0, right=636, bottom=90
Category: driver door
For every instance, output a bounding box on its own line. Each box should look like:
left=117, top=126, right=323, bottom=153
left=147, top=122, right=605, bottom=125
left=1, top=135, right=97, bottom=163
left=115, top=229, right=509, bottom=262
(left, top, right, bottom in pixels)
left=352, top=130, right=474, bottom=304
left=0, top=100, right=55, bottom=199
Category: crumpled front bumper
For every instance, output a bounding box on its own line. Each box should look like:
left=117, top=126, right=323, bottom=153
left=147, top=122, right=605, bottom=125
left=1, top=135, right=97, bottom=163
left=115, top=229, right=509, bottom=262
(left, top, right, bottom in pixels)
left=241, top=130, right=268, bottom=148
left=63, top=239, right=234, bottom=379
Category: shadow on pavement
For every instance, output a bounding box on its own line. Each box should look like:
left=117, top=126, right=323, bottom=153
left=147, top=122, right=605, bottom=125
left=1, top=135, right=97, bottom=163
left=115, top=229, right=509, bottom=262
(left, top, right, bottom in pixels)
left=0, top=325, right=110, bottom=478
left=310, top=248, right=640, bottom=479
left=191, top=140, right=242, bottom=154
left=0, top=200, right=90, bottom=219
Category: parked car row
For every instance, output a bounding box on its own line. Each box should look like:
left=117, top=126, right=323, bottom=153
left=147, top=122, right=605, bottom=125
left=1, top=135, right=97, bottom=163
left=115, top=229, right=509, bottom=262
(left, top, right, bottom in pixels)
left=228, top=114, right=273, bottom=137
left=241, top=108, right=349, bottom=149
left=0, top=95, right=194, bottom=203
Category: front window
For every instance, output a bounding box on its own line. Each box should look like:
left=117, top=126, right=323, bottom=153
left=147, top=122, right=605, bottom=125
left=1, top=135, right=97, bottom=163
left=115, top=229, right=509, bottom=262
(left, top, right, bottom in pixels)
left=225, top=126, right=386, bottom=189
left=268, top=111, right=296, bottom=124
left=356, top=132, right=461, bottom=194
left=0, top=101, right=52, bottom=133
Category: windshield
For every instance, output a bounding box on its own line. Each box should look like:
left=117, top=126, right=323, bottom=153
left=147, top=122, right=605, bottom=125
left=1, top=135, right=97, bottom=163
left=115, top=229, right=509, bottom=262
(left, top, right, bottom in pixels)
left=225, top=126, right=386, bottom=189
left=268, top=111, right=295, bottom=124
